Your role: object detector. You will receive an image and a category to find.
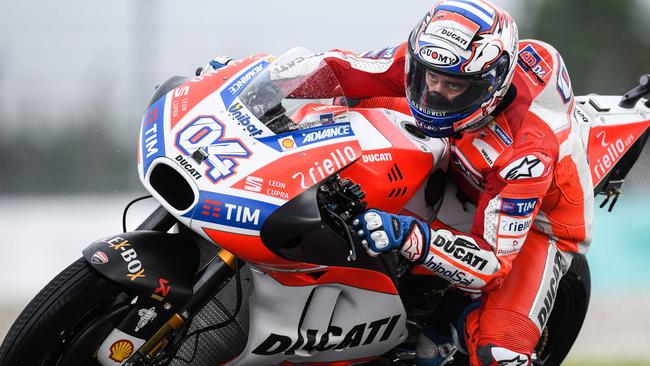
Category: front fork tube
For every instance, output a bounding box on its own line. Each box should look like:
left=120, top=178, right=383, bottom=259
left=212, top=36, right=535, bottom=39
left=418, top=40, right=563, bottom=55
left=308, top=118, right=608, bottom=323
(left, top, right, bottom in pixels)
left=120, top=207, right=239, bottom=364
left=128, top=249, right=237, bottom=364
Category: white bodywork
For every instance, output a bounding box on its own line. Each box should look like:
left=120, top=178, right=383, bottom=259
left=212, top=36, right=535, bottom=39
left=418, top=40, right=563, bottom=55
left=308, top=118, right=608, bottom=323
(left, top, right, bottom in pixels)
left=227, top=266, right=408, bottom=365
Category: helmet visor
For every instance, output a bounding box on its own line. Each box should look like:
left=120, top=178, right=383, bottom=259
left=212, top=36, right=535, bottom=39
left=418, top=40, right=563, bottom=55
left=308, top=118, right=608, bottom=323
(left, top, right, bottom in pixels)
left=406, top=52, right=499, bottom=118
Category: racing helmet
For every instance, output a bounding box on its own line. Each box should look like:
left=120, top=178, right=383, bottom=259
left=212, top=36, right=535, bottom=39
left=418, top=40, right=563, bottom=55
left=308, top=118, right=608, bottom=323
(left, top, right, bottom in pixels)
left=406, top=0, right=518, bottom=137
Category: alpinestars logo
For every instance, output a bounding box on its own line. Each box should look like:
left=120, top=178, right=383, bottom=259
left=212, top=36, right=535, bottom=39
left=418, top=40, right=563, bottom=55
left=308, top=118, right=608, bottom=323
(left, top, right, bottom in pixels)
left=497, top=355, right=528, bottom=365
left=402, top=223, right=424, bottom=261
left=500, top=155, right=544, bottom=180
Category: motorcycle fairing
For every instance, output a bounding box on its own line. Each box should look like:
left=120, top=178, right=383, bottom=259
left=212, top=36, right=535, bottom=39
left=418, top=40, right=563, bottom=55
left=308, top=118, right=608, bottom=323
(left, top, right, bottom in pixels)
left=574, top=95, right=650, bottom=188
left=226, top=266, right=408, bottom=365
left=138, top=53, right=365, bottom=244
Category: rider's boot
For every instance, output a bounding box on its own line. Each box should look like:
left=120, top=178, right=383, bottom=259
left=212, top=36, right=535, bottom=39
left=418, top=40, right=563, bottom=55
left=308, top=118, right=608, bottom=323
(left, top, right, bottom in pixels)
left=415, top=302, right=479, bottom=366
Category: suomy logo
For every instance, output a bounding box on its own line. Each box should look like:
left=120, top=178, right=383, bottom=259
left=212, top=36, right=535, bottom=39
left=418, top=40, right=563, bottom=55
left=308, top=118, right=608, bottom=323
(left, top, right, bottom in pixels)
left=419, top=45, right=460, bottom=67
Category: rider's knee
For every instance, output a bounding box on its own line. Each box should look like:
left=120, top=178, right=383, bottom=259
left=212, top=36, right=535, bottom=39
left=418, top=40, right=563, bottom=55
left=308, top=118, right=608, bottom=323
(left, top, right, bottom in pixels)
left=472, top=309, right=539, bottom=365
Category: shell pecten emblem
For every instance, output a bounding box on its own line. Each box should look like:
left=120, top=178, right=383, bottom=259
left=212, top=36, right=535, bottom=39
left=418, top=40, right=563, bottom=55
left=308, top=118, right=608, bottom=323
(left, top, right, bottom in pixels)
left=279, top=136, right=297, bottom=151
left=109, top=339, right=134, bottom=362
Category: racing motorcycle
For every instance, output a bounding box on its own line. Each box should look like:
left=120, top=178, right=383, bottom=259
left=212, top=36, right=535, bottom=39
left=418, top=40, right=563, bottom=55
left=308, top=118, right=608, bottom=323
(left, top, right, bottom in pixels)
left=1, top=48, right=649, bottom=366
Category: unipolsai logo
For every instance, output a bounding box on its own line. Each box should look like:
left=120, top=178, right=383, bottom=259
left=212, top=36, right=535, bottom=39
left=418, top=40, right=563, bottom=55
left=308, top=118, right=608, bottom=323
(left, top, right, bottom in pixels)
left=176, top=116, right=251, bottom=183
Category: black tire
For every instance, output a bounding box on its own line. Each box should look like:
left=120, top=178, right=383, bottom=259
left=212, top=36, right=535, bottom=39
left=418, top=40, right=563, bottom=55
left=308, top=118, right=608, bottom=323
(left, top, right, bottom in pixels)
left=534, top=253, right=591, bottom=366
left=0, top=257, right=132, bottom=366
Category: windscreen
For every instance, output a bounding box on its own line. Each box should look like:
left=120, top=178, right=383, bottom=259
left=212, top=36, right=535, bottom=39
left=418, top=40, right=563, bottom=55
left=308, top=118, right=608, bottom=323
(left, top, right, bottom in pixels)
left=238, top=47, right=349, bottom=134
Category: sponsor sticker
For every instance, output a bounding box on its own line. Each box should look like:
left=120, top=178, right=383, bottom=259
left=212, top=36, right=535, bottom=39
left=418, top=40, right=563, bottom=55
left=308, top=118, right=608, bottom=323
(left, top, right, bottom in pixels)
left=252, top=314, right=401, bottom=355
left=91, top=251, right=109, bottom=264
left=418, top=45, right=460, bottom=67
left=402, top=224, right=425, bottom=261
left=362, top=152, right=392, bottom=163
left=141, top=96, right=166, bottom=175
left=430, top=230, right=490, bottom=272
left=278, top=136, right=297, bottom=151
left=186, top=190, right=279, bottom=231
left=220, top=60, right=270, bottom=108
left=517, top=44, right=551, bottom=84
left=499, top=155, right=545, bottom=180
left=155, top=278, right=171, bottom=297
left=105, top=237, right=146, bottom=281
left=175, top=155, right=202, bottom=180
left=492, top=124, right=512, bottom=146
left=500, top=197, right=537, bottom=216
left=244, top=176, right=263, bottom=192
left=228, top=102, right=265, bottom=137
left=135, top=307, right=158, bottom=332
left=499, top=216, right=533, bottom=236
left=472, top=139, right=499, bottom=167
left=496, top=234, right=525, bottom=256
left=291, top=145, right=358, bottom=188
left=259, top=123, right=354, bottom=152
left=242, top=176, right=289, bottom=200
left=428, top=10, right=480, bottom=49
left=109, top=340, right=134, bottom=362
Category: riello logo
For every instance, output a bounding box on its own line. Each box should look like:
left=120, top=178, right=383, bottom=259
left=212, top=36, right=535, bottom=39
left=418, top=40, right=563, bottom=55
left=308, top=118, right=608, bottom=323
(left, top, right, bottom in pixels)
left=592, top=130, right=629, bottom=181
left=291, top=146, right=357, bottom=189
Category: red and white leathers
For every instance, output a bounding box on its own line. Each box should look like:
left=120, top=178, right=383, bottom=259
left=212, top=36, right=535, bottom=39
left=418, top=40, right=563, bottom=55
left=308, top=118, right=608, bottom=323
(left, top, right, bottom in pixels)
left=320, top=40, right=594, bottom=365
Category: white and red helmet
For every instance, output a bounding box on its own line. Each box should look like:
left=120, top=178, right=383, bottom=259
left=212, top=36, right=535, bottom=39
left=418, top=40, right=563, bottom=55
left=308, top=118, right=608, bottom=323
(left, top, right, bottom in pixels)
left=406, top=0, right=518, bottom=137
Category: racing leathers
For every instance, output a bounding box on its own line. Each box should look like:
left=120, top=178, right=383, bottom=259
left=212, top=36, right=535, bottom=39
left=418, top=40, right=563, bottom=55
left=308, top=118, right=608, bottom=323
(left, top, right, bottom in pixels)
left=321, top=41, right=594, bottom=365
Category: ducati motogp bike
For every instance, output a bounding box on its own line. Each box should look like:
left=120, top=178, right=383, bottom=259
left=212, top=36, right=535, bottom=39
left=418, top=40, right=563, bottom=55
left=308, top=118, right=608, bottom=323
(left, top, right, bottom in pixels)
left=1, top=48, right=649, bottom=366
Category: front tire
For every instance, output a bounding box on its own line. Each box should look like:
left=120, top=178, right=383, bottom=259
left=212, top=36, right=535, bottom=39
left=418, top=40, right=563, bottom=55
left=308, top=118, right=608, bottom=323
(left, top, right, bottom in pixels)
left=0, top=257, right=131, bottom=366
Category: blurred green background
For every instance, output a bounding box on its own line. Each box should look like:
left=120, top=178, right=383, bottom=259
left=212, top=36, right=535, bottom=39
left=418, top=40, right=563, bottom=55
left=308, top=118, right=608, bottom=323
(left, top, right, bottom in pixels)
left=1, top=0, right=649, bottom=364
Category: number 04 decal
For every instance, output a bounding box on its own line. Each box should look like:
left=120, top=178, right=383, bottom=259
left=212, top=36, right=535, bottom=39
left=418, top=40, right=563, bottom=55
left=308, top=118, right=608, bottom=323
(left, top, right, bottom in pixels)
left=175, top=116, right=250, bottom=183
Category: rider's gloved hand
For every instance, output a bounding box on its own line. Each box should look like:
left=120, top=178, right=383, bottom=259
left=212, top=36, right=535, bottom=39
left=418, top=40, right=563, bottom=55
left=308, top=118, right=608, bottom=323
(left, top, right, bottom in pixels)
left=352, top=209, right=430, bottom=262
left=195, top=55, right=234, bottom=76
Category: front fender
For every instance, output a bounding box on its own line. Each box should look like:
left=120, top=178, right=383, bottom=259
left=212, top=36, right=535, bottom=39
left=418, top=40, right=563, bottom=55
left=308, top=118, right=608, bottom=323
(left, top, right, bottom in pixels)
left=82, top=230, right=200, bottom=304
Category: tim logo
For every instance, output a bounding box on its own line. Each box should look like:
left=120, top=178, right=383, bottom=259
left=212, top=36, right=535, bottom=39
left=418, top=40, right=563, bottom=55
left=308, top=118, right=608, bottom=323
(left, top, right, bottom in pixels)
left=500, top=198, right=537, bottom=216
left=176, top=116, right=250, bottom=183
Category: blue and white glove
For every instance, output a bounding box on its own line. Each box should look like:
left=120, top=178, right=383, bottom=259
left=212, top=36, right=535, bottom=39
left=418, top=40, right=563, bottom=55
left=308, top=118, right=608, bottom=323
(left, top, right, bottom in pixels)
left=196, top=55, right=234, bottom=76
left=352, top=209, right=430, bottom=262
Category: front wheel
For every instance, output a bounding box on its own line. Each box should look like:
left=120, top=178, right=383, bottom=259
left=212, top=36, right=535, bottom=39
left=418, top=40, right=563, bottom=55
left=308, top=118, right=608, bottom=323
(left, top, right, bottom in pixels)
left=0, top=257, right=132, bottom=366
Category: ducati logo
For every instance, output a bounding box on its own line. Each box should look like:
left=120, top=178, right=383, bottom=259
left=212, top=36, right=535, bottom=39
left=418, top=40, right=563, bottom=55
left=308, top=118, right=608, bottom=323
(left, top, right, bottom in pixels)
left=252, top=314, right=401, bottom=355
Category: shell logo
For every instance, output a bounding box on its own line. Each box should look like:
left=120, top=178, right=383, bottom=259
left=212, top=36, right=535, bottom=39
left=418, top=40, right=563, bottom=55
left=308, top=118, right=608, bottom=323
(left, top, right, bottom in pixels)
left=279, top=136, right=297, bottom=151
left=109, top=339, right=134, bottom=362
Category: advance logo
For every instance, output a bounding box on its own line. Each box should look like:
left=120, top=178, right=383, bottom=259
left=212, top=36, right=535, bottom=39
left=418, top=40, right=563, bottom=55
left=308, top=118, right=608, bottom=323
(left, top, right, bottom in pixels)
left=259, top=123, right=354, bottom=152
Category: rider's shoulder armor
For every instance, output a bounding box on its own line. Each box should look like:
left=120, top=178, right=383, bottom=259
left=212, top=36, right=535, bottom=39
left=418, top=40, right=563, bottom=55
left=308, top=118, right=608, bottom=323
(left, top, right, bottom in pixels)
left=514, top=39, right=574, bottom=135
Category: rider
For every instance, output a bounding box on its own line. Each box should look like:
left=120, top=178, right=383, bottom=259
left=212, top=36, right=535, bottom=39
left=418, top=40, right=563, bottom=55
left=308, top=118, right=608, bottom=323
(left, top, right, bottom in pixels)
left=319, top=1, right=593, bottom=365
left=202, top=1, right=593, bottom=364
